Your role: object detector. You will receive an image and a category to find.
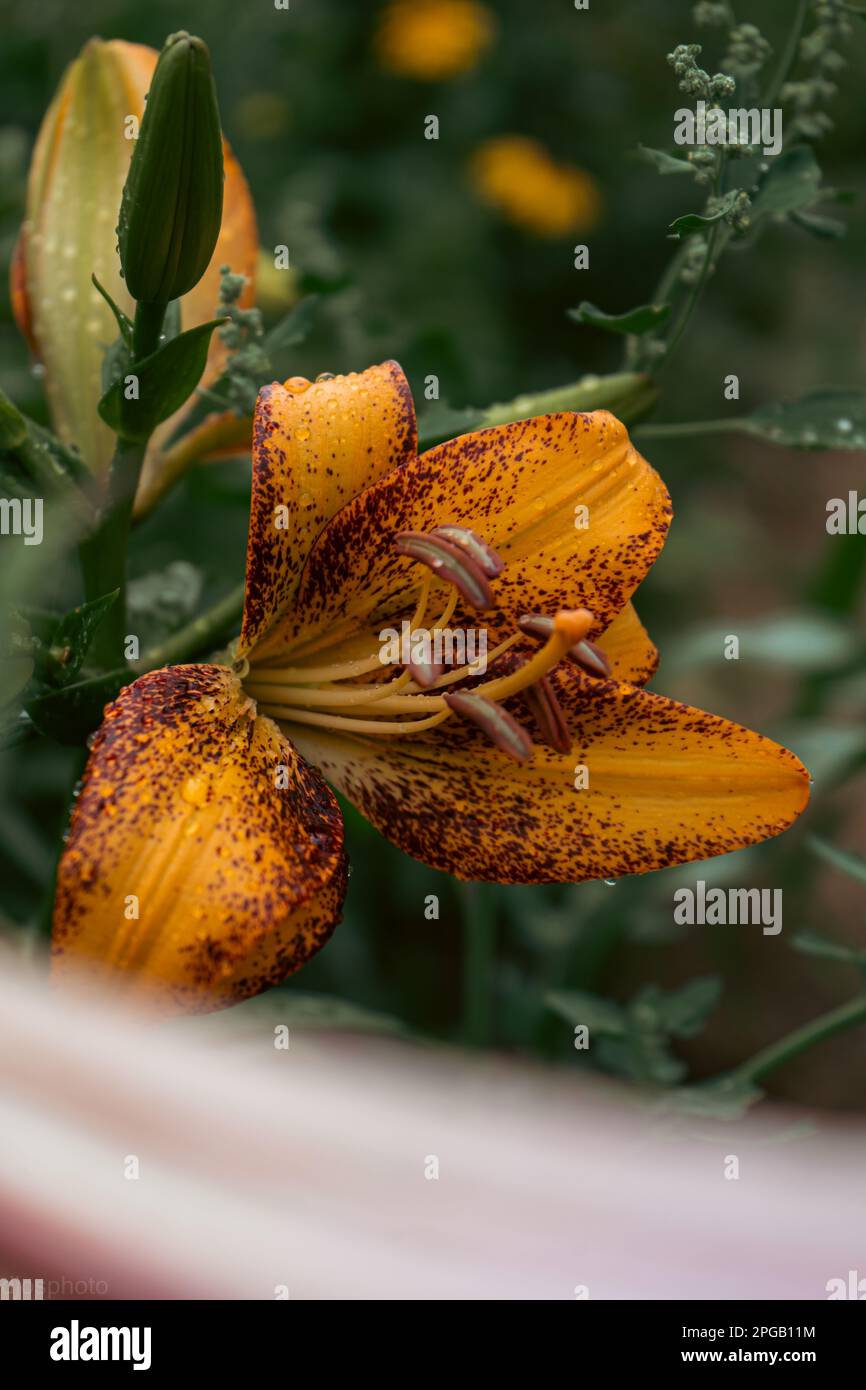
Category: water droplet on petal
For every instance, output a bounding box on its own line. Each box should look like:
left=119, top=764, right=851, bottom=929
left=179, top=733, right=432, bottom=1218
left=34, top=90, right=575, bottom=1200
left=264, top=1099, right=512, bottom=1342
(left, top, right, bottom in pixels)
left=285, top=376, right=311, bottom=394
left=603, top=878, right=617, bottom=887
left=295, top=426, right=311, bottom=442
left=315, top=371, right=336, bottom=382
left=182, top=776, right=209, bottom=807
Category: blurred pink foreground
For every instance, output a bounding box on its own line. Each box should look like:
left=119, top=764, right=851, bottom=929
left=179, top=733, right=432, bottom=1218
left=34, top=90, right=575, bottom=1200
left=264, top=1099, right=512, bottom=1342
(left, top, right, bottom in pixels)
left=0, top=943, right=864, bottom=1300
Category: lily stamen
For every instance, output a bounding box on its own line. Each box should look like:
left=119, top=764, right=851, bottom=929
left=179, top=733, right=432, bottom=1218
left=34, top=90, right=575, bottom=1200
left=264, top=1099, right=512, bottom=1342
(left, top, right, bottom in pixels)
left=522, top=675, right=572, bottom=754
left=518, top=612, right=612, bottom=677
left=443, top=692, right=534, bottom=764
left=251, top=704, right=451, bottom=736
left=247, top=520, right=592, bottom=751
left=395, top=530, right=493, bottom=610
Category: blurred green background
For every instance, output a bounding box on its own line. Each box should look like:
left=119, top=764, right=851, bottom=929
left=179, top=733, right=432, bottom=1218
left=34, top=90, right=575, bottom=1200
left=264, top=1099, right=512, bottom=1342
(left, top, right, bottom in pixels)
left=1, top=0, right=864, bottom=1111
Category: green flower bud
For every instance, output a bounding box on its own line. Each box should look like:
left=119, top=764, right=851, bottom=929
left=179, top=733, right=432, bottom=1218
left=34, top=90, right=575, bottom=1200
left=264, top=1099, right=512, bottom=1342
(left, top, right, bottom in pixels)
left=118, top=32, right=224, bottom=305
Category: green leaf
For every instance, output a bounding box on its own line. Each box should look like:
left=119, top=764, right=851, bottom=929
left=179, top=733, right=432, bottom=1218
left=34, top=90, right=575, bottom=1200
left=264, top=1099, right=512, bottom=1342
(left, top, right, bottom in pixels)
left=0, top=610, right=34, bottom=709
left=545, top=988, right=627, bottom=1036
left=97, top=318, right=226, bottom=442
left=663, top=1078, right=764, bottom=1120
left=100, top=335, right=131, bottom=398
left=669, top=190, right=739, bottom=238
left=750, top=146, right=823, bottom=221
left=666, top=613, right=854, bottom=675
left=418, top=400, right=483, bottom=448
left=418, top=372, right=659, bottom=449
left=263, top=294, right=320, bottom=360
left=27, top=666, right=128, bottom=744
left=644, top=977, right=722, bottom=1039
left=45, top=592, right=119, bottom=687
left=807, top=836, right=866, bottom=887
left=792, top=929, right=866, bottom=966
left=601, top=1030, right=685, bottom=1086
left=790, top=210, right=847, bottom=240
left=743, top=391, right=866, bottom=451
left=91, top=275, right=133, bottom=347
left=636, top=144, right=694, bottom=176
left=568, top=300, right=671, bottom=335
left=127, top=561, right=204, bottom=649
left=229, top=990, right=410, bottom=1036
left=646, top=391, right=866, bottom=451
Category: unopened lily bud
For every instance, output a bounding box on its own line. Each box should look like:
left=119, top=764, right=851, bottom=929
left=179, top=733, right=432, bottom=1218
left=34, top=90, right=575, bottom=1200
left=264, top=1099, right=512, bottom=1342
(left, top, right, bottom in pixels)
left=118, top=32, right=224, bottom=305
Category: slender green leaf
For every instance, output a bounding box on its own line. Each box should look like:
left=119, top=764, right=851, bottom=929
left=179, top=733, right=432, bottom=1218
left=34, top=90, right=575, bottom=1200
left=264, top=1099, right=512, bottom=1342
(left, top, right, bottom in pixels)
left=545, top=989, right=627, bottom=1036
left=636, top=144, right=694, bottom=176
left=807, top=836, right=866, bottom=887
left=790, top=210, right=847, bottom=240
left=792, top=930, right=866, bottom=966
left=91, top=274, right=133, bottom=347
left=669, top=190, right=739, bottom=238
left=568, top=300, right=671, bottom=335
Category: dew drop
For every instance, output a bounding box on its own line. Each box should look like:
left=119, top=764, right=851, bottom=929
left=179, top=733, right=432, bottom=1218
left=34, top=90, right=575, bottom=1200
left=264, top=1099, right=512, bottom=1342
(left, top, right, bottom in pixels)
left=182, top=776, right=209, bottom=807
left=295, top=426, right=311, bottom=442
left=316, top=371, right=336, bottom=382
left=603, top=878, right=617, bottom=887
left=284, top=376, right=311, bottom=394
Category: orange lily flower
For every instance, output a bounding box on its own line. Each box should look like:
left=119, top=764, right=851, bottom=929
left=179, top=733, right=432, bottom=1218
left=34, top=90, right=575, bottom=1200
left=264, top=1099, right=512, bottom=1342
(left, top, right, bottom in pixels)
left=10, top=38, right=257, bottom=512
left=52, top=362, right=810, bottom=1015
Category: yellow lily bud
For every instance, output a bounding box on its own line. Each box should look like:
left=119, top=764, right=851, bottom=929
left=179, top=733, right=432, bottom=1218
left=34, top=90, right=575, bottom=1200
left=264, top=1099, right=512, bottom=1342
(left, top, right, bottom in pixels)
left=12, top=38, right=257, bottom=490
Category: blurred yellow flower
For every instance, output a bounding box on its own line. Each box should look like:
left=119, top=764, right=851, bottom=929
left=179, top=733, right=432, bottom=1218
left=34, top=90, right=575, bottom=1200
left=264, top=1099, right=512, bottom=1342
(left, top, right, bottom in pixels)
left=376, top=0, right=495, bottom=79
left=470, top=135, right=602, bottom=237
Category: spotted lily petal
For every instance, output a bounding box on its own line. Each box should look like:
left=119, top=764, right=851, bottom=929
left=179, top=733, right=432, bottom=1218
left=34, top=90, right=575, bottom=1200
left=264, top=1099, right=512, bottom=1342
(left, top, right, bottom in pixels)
left=268, top=410, right=671, bottom=655
left=239, top=360, right=417, bottom=657
left=51, top=665, right=346, bottom=1015
left=288, top=675, right=809, bottom=885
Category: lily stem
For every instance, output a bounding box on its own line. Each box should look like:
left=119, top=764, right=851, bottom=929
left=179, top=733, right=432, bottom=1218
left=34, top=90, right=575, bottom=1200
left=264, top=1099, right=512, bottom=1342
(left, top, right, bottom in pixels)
left=726, top=992, right=866, bottom=1088
left=79, top=300, right=167, bottom=668
left=460, top=883, right=496, bottom=1048
left=134, top=581, right=246, bottom=672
